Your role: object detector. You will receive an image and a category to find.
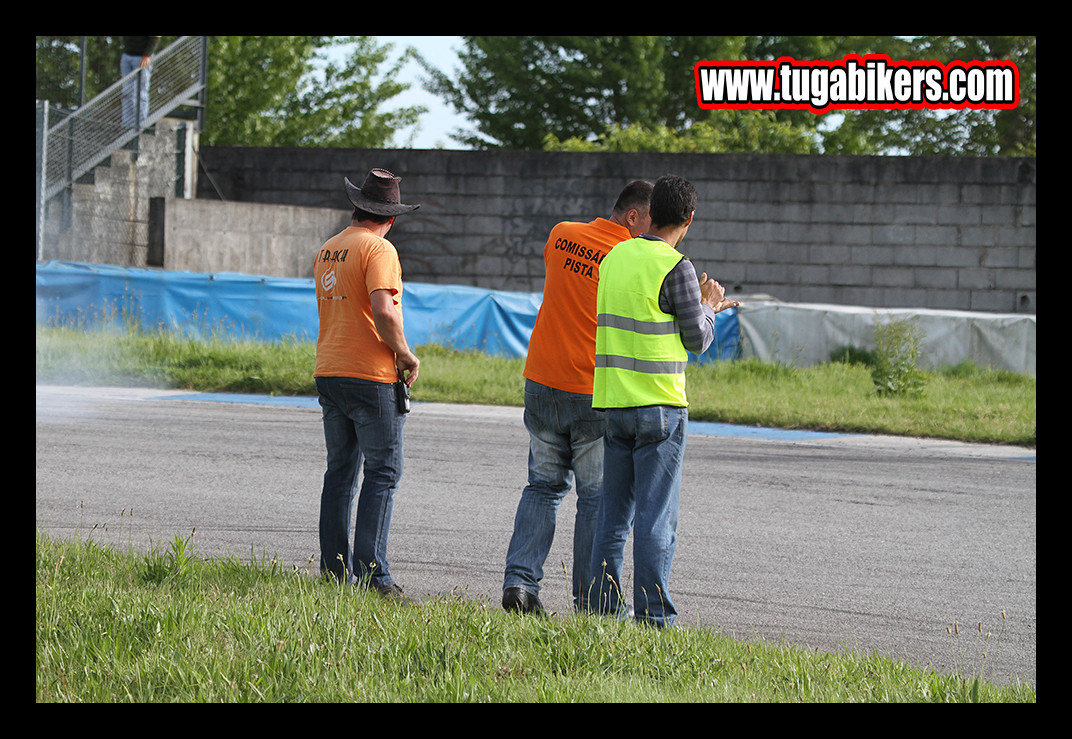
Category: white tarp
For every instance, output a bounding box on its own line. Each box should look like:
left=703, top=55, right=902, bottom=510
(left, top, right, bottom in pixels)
left=737, top=299, right=1036, bottom=375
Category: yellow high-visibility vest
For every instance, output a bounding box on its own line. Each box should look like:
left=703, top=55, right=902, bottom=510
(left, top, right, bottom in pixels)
left=593, top=237, right=688, bottom=409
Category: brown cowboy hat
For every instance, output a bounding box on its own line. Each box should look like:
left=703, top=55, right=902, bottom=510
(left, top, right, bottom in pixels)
left=344, top=168, right=420, bottom=216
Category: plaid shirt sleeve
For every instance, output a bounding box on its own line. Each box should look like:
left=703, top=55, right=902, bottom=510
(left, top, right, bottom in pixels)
left=660, top=257, right=716, bottom=356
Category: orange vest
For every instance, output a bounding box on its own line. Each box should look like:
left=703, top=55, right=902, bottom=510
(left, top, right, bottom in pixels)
left=523, top=218, right=632, bottom=395
left=313, top=226, right=403, bottom=383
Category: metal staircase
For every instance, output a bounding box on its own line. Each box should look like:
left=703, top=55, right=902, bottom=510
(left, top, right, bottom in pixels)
left=35, top=36, right=208, bottom=261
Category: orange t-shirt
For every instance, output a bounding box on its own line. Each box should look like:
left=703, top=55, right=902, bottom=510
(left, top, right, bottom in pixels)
left=523, top=218, right=632, bottom=395
left=313, top=226, right=403, bottom=383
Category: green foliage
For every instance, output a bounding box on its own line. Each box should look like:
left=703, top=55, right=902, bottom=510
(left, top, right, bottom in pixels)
left=36, top=534, right=1035, bottom=703
left=418, top=35, right=1035, bottom=155
left=202, top=36, right=425, bottom=147
left=870, top=317, right=927, bottom=397
left=544, top=116, right=818, bottom=155
left=420, top=36, right=676, bottom=150
left=824, top=36, right=1036, bottom=156
left=421, top=36, right=829, bottom=151
left=140, top=532, right=196, bottom=586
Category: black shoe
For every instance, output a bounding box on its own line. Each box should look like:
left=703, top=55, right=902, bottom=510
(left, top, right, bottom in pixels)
left=375, top=583, right=414, bottom=604
left=502, top=586, right=545, bottom=615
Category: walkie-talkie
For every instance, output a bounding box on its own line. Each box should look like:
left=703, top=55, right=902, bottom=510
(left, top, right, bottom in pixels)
left=395, top=370, right=411, bottom=413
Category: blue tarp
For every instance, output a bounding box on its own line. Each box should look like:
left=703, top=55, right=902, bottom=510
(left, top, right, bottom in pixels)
left=35, top=261, right=739, bottom=362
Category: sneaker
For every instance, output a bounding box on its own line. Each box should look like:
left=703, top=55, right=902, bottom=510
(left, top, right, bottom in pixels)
left=502, top=586, right=545, bottom=616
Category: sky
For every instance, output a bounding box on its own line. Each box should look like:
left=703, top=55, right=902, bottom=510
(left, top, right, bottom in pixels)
left=375, top=36, right=468, bottom=149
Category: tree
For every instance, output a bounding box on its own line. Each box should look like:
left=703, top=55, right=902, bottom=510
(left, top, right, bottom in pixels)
left=419, top=36, right=846, bottom=151
left=822, top=36, right=1036, bottom=156
left=419, top=36, right=1036, bottom=156
left=543, top=36, right=855, bottom=154
left=420, top=36, right=670, bottom=150
left=421, top=36, right=740, bottom=149
left=203, top=36, right=425, bottom=147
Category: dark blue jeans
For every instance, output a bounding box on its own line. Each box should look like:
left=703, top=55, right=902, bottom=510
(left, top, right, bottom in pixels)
left=316, top=376, right=406, bottom=589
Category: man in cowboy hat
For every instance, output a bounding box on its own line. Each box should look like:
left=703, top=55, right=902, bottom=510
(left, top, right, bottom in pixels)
left=313, top=168, right=421, bottom=601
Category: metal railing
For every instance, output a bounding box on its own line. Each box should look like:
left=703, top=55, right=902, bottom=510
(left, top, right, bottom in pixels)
left=36, top=36, right=207, bottom=261
left=37, top=36, right=207, bottom=203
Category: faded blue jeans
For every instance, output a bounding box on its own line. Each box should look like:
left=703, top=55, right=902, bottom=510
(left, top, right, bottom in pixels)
left=504, top=379, right=605, bottom=608
left=588, top=405, right=687, bottom=627
left=316, top=376, right=406, bottom=589
left=120, top=53, right=151, bottom=128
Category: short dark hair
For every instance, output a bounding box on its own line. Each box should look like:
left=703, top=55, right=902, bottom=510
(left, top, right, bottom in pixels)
left=352, top=207, right=394, bottom=225
left=649, top=174, right=696, bottom=229
left=612, top=180, right=653, bottom=215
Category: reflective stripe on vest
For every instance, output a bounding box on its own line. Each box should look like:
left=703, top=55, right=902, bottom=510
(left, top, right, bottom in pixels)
left=593, top=238, right=688, bottom=408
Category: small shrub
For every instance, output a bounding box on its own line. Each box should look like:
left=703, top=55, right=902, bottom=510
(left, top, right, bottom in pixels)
left=870, top=317, right=926, bottom=397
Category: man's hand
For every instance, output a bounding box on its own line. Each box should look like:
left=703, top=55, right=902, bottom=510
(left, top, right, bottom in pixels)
left=699, top=272, right=741, bottom=314
left=396, top=352, right=420, bottom=387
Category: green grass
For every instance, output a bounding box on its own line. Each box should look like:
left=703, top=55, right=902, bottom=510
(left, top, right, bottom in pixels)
left=35, top=533, right=1034, bottom=703
left=35, top=324, right=317, bottom=396
left=685, top=358, right=1035, bottom=446
left=36, top=326, right=1036, bottom=447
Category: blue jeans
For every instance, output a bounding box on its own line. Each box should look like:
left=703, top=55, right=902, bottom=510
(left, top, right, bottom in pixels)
left=120, top=53, right=151, bottom=128
left=504, top=379, right=605, bottom=608
left=589, top=405, right=687, bottom=627
left=316, top=376, right=406, bottom=589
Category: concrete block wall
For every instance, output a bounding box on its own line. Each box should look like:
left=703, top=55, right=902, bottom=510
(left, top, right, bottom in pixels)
left=163, top=198, right=350, bottom=277
left=195, top=147, right=1036, bottom=314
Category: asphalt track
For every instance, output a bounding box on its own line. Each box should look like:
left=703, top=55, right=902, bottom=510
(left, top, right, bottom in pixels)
left=36, top=384, right=1036, bottom=687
